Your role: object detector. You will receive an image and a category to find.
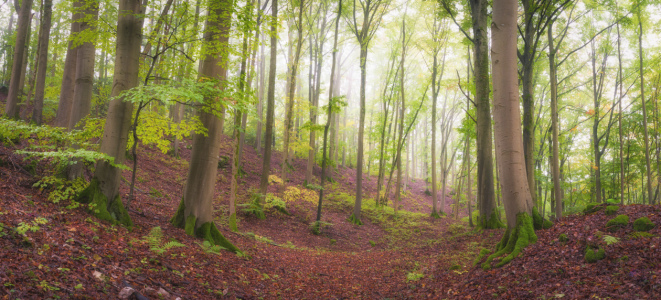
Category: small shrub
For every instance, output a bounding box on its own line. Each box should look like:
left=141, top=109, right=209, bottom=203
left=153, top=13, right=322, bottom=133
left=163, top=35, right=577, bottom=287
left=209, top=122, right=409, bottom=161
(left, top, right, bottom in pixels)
left=558, top=233, right=568, bottom=243
left=584, top=246, right=605, bottom=263
left=605, top=215, right=629, bottom=232
left=268, top=175, right=283, bottom=185
left=604, top=205, right=619, bottom=216
left=424, top=189, right=431, bottom=196
left=239, top=195, right=265, bottom=219
left=369, top=240, right=376, bottom=247
left=633, top=217, right=655, bottom=232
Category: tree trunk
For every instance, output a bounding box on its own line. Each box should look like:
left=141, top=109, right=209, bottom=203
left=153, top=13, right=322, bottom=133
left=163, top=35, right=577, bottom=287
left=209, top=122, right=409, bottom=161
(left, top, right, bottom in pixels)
left=548, top=22, right=562, bottom=220
left=351, top=45, right=368, bottom=224
left=482, top=0, right=537, bottom=269
left=258, top=0, right=278, bottom=202
left=31, top=0, right=52, bottom=125
left=638, top=7, right=653, bottom=204
left=76, top=0, right=145, bottom=228
left=255, top=32, right=265, bottom=150
left=170, top=0, right=239, bottom=252
left=4, top=0, right=33, bottom=118
left=54, top=0, right=82, bottom=127
left=69, top=1, right=99, bottom=130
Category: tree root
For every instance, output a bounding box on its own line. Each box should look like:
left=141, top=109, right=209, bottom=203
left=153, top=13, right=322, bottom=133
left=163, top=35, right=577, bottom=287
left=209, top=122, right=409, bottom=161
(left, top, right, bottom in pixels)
left=348, top=213, right=363, bottom=225
left=480, top=213, right=537, bottom=269
left=170, top=199, right=241, bottom=254
left=76, top=178, right=133, bottom=229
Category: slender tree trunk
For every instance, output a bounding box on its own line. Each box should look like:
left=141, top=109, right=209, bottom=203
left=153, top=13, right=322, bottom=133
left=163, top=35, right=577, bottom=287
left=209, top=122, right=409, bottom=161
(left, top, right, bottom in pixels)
left=259, top=0, right=278, bottom=201
left=31, top=0, right=52, bottom=125
left=4, top=0, right=33, bottom=118
left=638, top=8, right=653, bottom=204
left=54, top=0, right=82, bottom=127
left=548, top=22, right=562, bottom=220
left=351, top=45, right=368, bottom=224
left=395, top=15, right=406, bottom=214
left=255, top=33, right=265, bottom=150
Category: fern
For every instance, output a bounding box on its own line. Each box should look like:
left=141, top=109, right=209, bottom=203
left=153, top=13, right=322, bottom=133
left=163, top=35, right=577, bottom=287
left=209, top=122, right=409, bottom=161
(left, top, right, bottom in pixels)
left=197, top=240, right=226, bottom=254
left=143, top=227, right=184, bottom=255
left=628, top=232, right=655, bottom=239
left=603, top=235, right=620, bottom=245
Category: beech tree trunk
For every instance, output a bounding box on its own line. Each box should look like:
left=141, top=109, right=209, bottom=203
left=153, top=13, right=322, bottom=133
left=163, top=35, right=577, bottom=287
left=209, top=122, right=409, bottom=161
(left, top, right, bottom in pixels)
left=54, top=0, right=82, bottom=127
left=170, top=0, right=239, bottom=252
left=638, top=7, right=653, bottom=204
left=258, top=0, right=278, bottom=201
left=548, top=22, right=562, bottom=220
left=69, top=1, right=99, bottom=130
left=31, top=0, right=52, bottom=125
left=76, top=0, right=145, bottom=228
left=4, top=0, right=33, bottom=118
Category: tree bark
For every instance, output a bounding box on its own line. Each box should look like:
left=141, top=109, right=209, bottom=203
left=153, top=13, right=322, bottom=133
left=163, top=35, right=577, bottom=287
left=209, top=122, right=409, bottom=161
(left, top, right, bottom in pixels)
left=548, top=22, right=562, bottom=220
left=638, top=7, right=653, bottom=204
left=31, top=0, right=52, bottom=125
left=54, top=0, right=82, bottom=127
left=4, top=0, right=33, bottom=118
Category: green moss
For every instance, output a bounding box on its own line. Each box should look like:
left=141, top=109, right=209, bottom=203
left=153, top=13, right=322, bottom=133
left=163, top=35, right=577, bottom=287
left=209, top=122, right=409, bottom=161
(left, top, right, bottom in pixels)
left=170, top=200, right=241, bottom=254
left=76, top=178, right=133, bottom=229
left=449, top=265, right=461, bottom=270
left=482, top=212, right=537, bottom=269
left=430, top=210, right=441, bottom=219
left=473, top=248, right=491, bottom=266
left=606, top=214, right=629, bottom=232
left=558, top=233, right=568, bottom=243
left=348, top=213, right=363, bottom=225
left=532, top=208, right=553, bottom=230
left=229, top=213, right=238, bottom=232
left=479, top=209, right=506, bottom=229
left=604, top=205, right=619, bottom=216
left=584, top=246, right=605, bottom=263
left=330, top=239, right=336, bottom=245
left=369, top=240, right=376, bottom=247
left=633, top=217, right=655, bottom=232
left=583, top=203, right=603, bottom=214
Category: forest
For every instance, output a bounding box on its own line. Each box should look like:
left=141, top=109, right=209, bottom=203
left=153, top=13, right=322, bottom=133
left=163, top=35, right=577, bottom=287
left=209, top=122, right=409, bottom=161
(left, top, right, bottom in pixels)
left=0, top=0, right=660, bottom=298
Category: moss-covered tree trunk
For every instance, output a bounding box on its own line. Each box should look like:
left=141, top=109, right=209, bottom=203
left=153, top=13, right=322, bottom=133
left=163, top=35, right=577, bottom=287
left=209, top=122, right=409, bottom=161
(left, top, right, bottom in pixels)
left=170, top=0, right=239, bottom=253
left=482, top=0, right=537, bottom=269
left=76, top=0, right=145, bottom=228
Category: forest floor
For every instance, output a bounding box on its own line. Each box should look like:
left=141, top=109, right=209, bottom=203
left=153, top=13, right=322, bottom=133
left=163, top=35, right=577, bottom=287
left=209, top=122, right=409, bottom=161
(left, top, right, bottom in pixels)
left=0, top=133, right=660, bottom=299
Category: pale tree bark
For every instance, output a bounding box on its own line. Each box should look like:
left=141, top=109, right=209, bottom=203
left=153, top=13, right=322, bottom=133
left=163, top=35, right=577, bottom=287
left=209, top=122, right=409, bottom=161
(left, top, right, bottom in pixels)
left=346, top=0, right=391, bottom=224
left=76, top=0, right=145, bottom=228
left=258, top=0, right=278, bottom=202
left=481, top=0, right=537, bottom=269
left=31, top=0, right=52, bottom=125
left=54, top=0, right=82, bottom=127
left=282, top=0, right=305, bottom=184
left=395, top=11, right=407, bottom=214
left=170, top=0, right=240, bottom=252
left=638, top=6, right=653, bottom=204
left=429, top=13, right=447, bottom=218
left=548, top=22, right=562, bottom=220
left=617, top=21, right=625, bottom=205
left=314, top=0, right=342, bottom=233
left=255, top=31, right=266, bottom=150
left=69, top=0, right=99, bottom=130
left=4, top=0, right=33, bottom=118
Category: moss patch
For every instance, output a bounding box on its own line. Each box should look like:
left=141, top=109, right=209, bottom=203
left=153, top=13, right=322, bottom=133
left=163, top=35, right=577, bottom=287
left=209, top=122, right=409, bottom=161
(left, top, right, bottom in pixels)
left=482, top=213, right=537, bottom=269
left=633, top=217, right=655, bottom=232
left=170, top=200, right=241, bottom=254
left=585, top=246, right=605, bottom=263
left=583, top=203, right=603, bottom=214
left=479, top=209, right=505, bottom=229
left=76, top=178, right=133, bottom=229
left=430, top=211, right=441, bottom=219
left=532, top=208, right=553, bottom=230
left=558, top=233, right=568, bottom=243
left=229, top=213, right=238, bottom=232
left=606, top=214, right=629, bottom=232
left=348, top=213, right=363, bottom=225
left=473, top=248, right=490, bottom=266
left=604, top=205, right=619, bottom=216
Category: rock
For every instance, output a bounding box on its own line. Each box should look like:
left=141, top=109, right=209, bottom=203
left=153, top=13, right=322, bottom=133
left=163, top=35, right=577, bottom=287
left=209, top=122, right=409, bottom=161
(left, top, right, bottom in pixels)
left=118, top=287, right=136, bottom=299
left=157, top=287, right=171, bottom=298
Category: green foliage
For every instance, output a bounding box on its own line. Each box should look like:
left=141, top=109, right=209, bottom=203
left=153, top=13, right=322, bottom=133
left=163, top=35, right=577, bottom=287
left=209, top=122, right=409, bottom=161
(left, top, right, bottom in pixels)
left=143, top=227, right=185, bottom=255
left=264, top=194, right=288, bottom=215
left=406, top=272, right=424, bottom=282
left=239, top=196, right=266, bottom=219
left=603, top=235, right=620, bottom=245
left=604, top=205, right=619, bottom=216
left=369, top=240, right=376, bottom=247
left=606, top=214, right=629, bottom=232
left=633, top=217, right=655, bottom=232
left=627, top=231, right=655, bottom=239
left=33, top=176, right=87, bottom=204
left=310, top=220, right=333, bottom=235
left=584, top=246, right=605, bottom=263
left=15, top=217, right=49, bottom=235
left=532, top=208, right=553, bottom=229
left=447, top=223, right=466, bottom=235
left=197, top=240, right=227, bottom=254
left=329, top=239, right=337, bottom=246
left=132, top=110, right=206, bottom=154
left=473, top=248, right=491, bottom=266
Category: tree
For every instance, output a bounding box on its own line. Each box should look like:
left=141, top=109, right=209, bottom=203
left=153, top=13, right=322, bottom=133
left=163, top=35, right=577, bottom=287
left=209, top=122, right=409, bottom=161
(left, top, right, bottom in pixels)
left=54, top=0, right=83, bottom=127
left=258, top=0, right=278, bottom=202
left=441, top=0, right=501, bottom=228
left=481, top=0, right=536, bottom=269
left=636, top=3, right=653, bottom=205
left=4, top=0, right=33, bottom=118
left=75, top=0, right=145, bottom=228
left=31, top=0, right=53, bottom=125
left=345, top=0, right=391, bottom=225
left=170, top=0, right=240, bottom=252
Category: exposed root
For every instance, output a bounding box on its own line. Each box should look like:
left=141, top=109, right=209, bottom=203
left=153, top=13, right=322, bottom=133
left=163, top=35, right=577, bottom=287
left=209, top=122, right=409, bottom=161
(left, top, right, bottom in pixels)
left=348, top=213, right=363, bottom=225
left=170, top=199, right=241, bottom=254
left=76, top=178, right=133, bottom=229
left=481, top=213, right=537, bottom=269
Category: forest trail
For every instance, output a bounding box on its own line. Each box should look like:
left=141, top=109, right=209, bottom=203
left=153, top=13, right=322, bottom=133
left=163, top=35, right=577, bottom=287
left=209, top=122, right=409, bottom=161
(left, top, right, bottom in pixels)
left=1, top=137, right=659, bottom=299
